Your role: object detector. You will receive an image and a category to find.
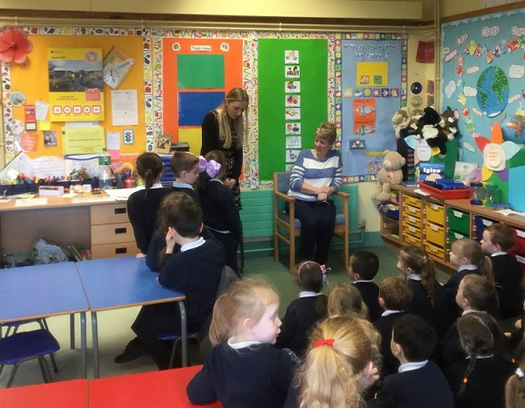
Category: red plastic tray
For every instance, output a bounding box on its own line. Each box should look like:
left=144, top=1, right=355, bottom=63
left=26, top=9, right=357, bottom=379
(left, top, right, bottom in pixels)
left=417, top=181, right=471, bottom=200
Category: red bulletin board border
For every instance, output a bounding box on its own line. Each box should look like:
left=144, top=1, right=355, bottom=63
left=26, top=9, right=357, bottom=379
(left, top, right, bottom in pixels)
left=162, top=38, right=244, bottom=142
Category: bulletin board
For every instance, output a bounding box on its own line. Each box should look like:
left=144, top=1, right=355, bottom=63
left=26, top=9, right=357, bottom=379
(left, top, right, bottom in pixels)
left=161, top=38, right=244, bottom=154
left=4, top=32, right=146, bottom=162
left=338, top=34, right=406, bottom=182
left=258, top=38, right=329, bottom=181
left=442, top=7, right=525, bottom=207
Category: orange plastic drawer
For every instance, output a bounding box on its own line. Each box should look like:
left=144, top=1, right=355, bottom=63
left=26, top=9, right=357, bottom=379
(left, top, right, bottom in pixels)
left=425, top=222, right=445, bottom=247
left=405, top=224, right=421, bottom=238
left=403, top=232, right=421, bottom=246
left=425, top=242, right=445, bottom=259
left=403, top=194, right=421, bottom=208
left=404, top=213, right=421, bottom=228
left=425, top=202, right=445, bottom=226
left=403, top=203, right=421, bottom=219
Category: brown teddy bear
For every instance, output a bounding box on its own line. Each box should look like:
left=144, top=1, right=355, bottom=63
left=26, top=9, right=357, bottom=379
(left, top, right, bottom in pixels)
left=372, top=150, right=406, bottom=203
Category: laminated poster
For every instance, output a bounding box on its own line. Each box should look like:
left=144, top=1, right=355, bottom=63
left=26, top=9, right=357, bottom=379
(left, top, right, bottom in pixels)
left=48, top=48, right=105, bottom=122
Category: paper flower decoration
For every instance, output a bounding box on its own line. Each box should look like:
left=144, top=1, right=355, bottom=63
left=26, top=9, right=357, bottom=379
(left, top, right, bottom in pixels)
left=0, top=28, right=33, bottom=64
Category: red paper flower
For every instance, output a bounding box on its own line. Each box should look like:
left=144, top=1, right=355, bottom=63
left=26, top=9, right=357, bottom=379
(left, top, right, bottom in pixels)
left=0, top=28, right=33, bottom=64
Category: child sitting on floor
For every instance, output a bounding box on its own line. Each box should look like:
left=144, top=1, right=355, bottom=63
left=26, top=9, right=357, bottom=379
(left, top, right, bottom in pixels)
left=445, top=239, right=495, bottom=321
left=327, top=282, right=368, bottom=319
left=374, top=276, right=413, bottom=377
left=481, top=223, right=524, bottom=319
left=368, top=314, right=454, bottom=408
left=440, top=274, right=499, bottom=369
left=275, top=261, right=328, bottom=357
left=446, top=312, right=515, bottom=408
left=187, top=279, right=298, bottom=408
left=348, top=250, right=382, bottom=322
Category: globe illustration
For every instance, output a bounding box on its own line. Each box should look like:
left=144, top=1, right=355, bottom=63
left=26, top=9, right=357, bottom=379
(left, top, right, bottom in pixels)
left=476, top=66, right=509, bottom=118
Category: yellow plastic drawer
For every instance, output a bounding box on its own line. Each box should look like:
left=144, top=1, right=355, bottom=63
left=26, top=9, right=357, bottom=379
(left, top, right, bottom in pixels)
left=91, top=222, right=135, bottom=245
left=403, top=194, right=421, bottom=208
left=403, top=232, right=421, bottom=246
left=425, top=202, right=445, bottom=226
left=425, top=242, right=445, bottom=259
left=405, top=224, right=421, bottom=238
left=425, top=222, right=445, bottom=247
left=403, top=213, right=421, bottom=228
left=403, top=203, right=421, bottom=219
left=91, top=203, right=130, bottom=225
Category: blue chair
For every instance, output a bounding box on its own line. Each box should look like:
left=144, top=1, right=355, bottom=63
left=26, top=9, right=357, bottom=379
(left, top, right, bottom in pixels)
left=1, top=319, right=59, bottom=373
left=156, top=330, right=200, bottom=369
left=0, top=329, right=60, bottom=388
left=273, top=171, right=350, bottom=272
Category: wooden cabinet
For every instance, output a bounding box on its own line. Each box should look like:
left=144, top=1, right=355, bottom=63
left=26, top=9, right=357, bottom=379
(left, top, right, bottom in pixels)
left=379, top=186, right=525, bottom=275
left=90, top=203, right=138, bottom=259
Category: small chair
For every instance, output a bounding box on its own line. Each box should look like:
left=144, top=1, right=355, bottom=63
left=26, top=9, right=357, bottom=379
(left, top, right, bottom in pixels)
left=1, top=319, right=59, bottom=373
left=0, top=329, right=60, bottom=388
left=273, top=171, right=350, bottom=272
left=155, top=330, right=200, bottom=369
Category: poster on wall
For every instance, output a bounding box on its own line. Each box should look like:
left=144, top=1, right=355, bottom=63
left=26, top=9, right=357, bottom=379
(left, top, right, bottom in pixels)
left=48, top=48, right=105, bottom=122
left=442, top=7, right=525, bottom=205
left=338, top=34, right=406, bottom=182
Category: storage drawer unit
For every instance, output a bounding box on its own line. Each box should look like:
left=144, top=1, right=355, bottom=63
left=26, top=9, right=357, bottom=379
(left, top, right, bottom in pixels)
left=425, top=242, right=445, bottom=259
left=405, top=224, right=421, bottom=238
left=425, top=222, right=445, bottom=247
left=404, top=213, right=421, bottom=228
left=403, top=232, right=421, bottom=246
left=448, top=230, right=468, bottom=244
left=425, top=202, right=445, bottom=226
left=403, top=195, right=421, bottom=208
left=90, top=203, right=138, bottom=259
left=510, top=228, right=525, bottom=255
left=447, top=208, right=470, bottom=235
left=474, top=216, right=494, bottom=241
left=403, top=203, right=421, bottom=219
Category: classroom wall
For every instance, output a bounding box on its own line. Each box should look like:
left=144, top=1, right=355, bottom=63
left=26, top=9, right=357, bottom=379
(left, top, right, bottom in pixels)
left=2, top=0, right=425, bottom=21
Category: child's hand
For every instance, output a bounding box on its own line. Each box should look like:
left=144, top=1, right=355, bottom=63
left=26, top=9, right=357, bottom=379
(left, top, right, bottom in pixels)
left=357, top=361, right=379, bottom=392
left=165, top=227, right=177, bottom=253
left=225, top=178, right=236, bottom=189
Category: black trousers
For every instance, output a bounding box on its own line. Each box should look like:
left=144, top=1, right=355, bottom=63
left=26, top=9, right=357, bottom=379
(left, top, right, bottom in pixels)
left=289, top=199, right=336, bottom=265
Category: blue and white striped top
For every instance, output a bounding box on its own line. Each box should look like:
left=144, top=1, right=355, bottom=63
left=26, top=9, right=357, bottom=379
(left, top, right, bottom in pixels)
left=288, top=149, right=343, bottom=202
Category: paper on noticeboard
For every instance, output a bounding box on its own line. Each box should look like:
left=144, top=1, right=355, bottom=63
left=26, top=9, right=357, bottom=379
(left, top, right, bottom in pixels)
left=111, top=90, right=138, bottom=126
left=62, top=126, right=105, bottom=155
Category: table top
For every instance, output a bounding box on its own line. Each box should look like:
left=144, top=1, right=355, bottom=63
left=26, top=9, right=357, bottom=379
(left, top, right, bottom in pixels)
left=0, top=262, right=89, bottom=323
left=89, top=366, right=223, bottom=407
left=75, top=256, right=185, bottom=311
left=0, top=379, right=88, bottom=407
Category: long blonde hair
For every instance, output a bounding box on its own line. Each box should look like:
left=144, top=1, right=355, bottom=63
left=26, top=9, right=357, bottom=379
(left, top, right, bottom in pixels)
left=296, top=316, right=381, bottom=408
left=506, top=338, right=525, bottom=408
left=453, top=239, right=494, bottom=283
left=216, top=87, right=249, bottom=149
left=209, top=279, right=278, bottom=346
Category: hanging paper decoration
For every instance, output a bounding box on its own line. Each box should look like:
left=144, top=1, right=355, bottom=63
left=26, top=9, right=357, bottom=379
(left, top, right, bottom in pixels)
left=0, top=28, right=33, bottom=64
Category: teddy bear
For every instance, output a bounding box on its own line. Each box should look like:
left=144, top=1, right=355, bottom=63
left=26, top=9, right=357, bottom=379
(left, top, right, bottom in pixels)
left=392, top=107, right=411, bottom=139
left=441, top=106, right=460, bottom=140
left=415, top=106, right=449, bottom=155
left=372, top=150, right=406, bottom=203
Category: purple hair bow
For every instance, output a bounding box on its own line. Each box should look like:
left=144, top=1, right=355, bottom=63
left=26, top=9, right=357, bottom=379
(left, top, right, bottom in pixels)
left=198, top=156, right=221, bottom=178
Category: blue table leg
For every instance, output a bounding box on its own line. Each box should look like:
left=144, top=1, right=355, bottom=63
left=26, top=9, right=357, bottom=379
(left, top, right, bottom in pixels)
left=80, top=311, right=86, bottom=379
left=91, top=311, right=100, bottom=378
left=177, top=301, right=187, bottom=367
left=70, top=314, right=75, bottom=349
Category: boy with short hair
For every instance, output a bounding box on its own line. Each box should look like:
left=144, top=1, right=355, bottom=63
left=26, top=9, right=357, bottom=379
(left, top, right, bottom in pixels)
left=374, top=276, right=413, bottom=376
left=116, top=193, right=225, bottom=369
left=348, top=250, right=382, bottom=322
left=481, top=223, right=524, bottom=319
left=368, top=314, right=454, bottom=408
left=170, top=151, right=200, bottom=202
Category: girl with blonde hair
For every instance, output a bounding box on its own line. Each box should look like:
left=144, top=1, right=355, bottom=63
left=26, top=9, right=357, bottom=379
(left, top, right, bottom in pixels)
left=327, top=282, right=368, bottom=319
left=285, top=316, right=380, bottom=408
left=187, top=279, right=298, bottom=408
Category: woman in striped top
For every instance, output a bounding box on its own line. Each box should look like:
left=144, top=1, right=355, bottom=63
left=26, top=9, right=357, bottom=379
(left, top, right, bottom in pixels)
left=288, top=123, right=343, bottom=265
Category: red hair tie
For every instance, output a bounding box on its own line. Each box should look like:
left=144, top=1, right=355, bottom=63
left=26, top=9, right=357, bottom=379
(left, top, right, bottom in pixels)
left=315, top=339, right=335, bottom=348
